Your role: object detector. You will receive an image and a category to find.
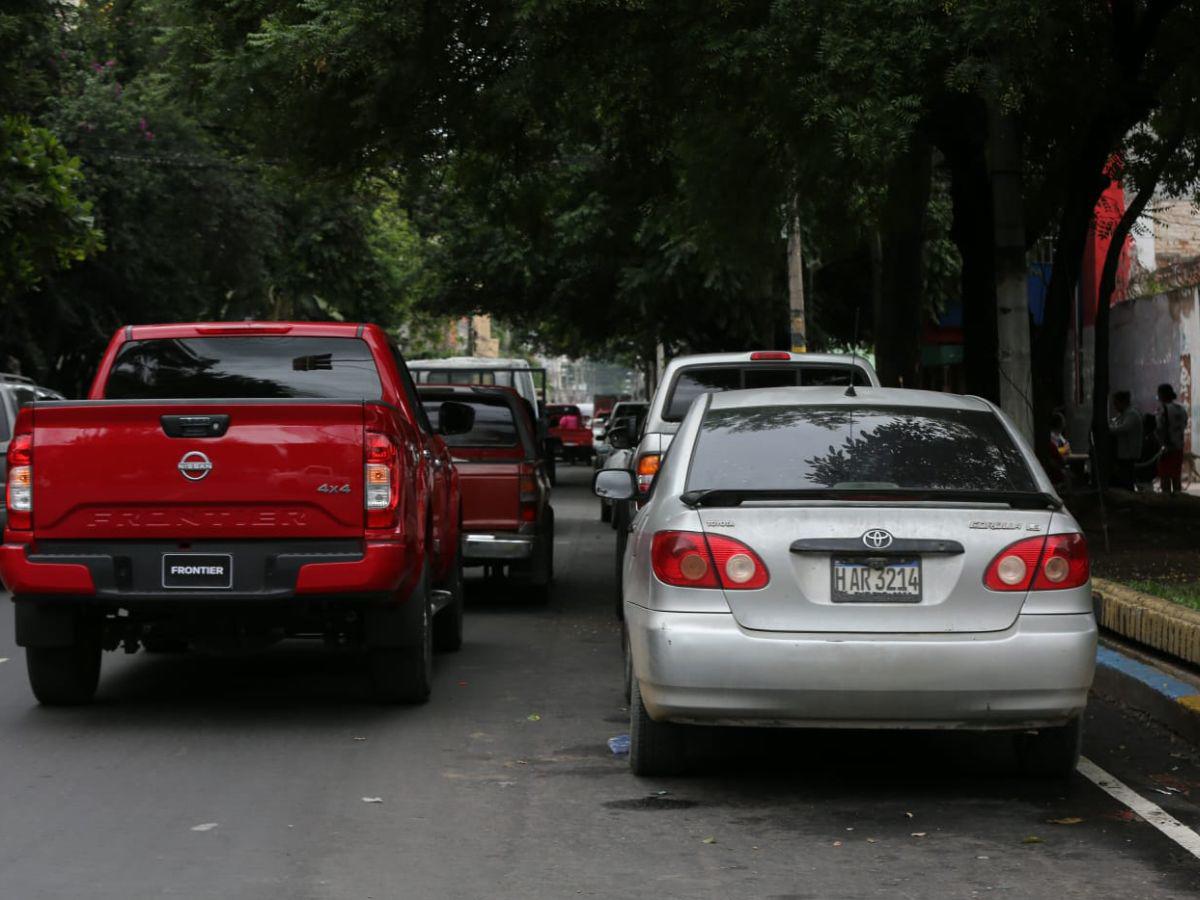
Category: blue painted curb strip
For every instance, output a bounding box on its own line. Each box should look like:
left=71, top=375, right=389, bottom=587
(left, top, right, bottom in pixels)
left=1096, top=646, right=1200, bottom=703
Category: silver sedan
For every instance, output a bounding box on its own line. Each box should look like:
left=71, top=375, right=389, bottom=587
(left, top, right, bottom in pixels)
left=594, top=386, right=1096, bottom=777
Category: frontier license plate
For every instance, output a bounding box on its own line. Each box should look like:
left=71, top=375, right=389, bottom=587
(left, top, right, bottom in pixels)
left=831, top=556, right=921, bottom=603
left=162, top=553, right=233, bottom=590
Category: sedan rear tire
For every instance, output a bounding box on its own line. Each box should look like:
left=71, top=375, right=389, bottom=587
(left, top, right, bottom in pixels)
left=1014, top=717, right=1082, bottom=778
left=630, top=678, right=685, bottom=776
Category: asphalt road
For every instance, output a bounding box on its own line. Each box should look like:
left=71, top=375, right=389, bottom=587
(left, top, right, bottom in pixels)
left=1, top=467, right=1200, bottom=898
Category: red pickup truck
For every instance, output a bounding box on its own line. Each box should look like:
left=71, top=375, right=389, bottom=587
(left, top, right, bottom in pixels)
left=1, top=321, right=473, bottom=705
left=545, top=403, right=593, bottom=465
left=417, top=385, right=554, bottom=600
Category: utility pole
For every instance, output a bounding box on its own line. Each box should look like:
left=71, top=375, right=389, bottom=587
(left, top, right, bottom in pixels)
left=787, top=201, right=807, bottom=353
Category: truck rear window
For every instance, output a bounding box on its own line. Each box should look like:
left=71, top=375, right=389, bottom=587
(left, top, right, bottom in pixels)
left=423, top=398, right=521, bottom=448
left=104, top=337, right=383, bottom=400
left=687, top=404, right=1036, bottom=494
left=664, top=365, right=871, bottom=421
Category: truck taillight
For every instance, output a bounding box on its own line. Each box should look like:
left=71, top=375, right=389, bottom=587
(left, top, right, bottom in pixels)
left=519, top=465, right=539, bottom=523
left=6, top=432, right=33, bottom=530
left=636, top=453, right=661, bottom=495
left=983, top=534, right=1089, bottom=591
left=365, top=432, right=398, bottom=527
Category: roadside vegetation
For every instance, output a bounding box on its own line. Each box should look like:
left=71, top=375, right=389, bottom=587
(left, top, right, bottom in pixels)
left=4, top=0, right=1200, bottom=451
left=1124, top=580, right=1200, bottom=612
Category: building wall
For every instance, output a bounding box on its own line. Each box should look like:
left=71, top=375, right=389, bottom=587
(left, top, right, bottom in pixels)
left=1068, top=285, right=1200, bottom=454
left=1154, top=199, right=1200, bottom=267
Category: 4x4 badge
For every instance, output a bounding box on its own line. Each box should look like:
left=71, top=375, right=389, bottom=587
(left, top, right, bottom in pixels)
left=178, top=451, right=213, bottom=481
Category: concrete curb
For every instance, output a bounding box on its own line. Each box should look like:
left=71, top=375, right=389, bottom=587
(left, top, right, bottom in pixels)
left=1092, top=576, right=1200, bottom=668
left=1092, top=640, right=1200, bottom=745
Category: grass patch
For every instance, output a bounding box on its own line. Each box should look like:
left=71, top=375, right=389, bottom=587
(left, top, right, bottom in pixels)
left=1124, top=580, right=1200, bottom=612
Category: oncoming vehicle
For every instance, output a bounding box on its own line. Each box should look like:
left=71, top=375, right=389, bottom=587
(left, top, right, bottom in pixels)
left=418, top=385, right=554, bottom=601
left=610, top=351, right=879, bottom=618
left=595, top=386, right=1096, bottom=777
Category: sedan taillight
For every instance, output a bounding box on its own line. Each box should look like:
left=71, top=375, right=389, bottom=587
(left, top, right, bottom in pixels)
left=651, top=531, right=769, bottom=590
left=983, top=534, right=1089, bottom=591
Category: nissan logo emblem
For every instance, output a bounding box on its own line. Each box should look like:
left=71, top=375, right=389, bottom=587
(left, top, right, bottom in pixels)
left=178, top=451, right=213, bottom=481
left=862, top=529, right=893, bottom=550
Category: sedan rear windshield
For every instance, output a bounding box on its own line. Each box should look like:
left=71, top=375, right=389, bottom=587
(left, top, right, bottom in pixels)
left=664, top=365, right=871, bottom=421
left=105, top=337, right=382, bottom=400
left=422, top=397, right=522, bottom=448
left=687, top=405, right=1036, bottom=494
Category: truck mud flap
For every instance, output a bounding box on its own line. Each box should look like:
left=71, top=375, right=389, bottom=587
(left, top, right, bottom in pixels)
left=14, top=601, right=89, bottom=649
left=363, top=575, right=427, bottom=649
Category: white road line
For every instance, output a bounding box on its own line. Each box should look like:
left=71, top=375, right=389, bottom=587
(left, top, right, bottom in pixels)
left=1078, top=756, right=1200, bottom=858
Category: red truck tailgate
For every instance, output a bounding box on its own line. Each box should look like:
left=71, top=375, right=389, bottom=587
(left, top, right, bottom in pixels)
left=457, top=461, right=521, bottom=531
left=30, top=401, right=366, bottom=540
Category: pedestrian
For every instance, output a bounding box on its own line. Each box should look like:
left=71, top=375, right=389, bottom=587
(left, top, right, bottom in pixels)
left=1155, top=383, right=1188, bottom=495
left=1108, top=390, right=1142, bottom=490
left=1046, top=411, right=1070, bottom=488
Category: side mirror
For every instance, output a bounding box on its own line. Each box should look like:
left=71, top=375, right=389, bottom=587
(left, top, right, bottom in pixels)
left=593, top=468, right=637, bottom=501
left=607, top=417, right=636, bottom=450
left=438, top=401, right=476, bottom=436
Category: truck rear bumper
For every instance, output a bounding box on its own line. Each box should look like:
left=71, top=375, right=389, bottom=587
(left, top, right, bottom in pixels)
left=462, top=532, right=535, bottom=562
left=0, top=539, right=412, bottom=601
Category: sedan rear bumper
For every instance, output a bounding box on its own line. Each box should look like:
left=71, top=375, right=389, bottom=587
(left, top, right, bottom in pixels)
left=627, top=605, right=1097, bottom=730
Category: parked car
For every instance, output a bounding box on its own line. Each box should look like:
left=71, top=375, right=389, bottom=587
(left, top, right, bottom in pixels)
left=593, top=400, right=647, bottom=473
left=609, top=351, right=880, bottom=617
left=1, top=322, right=473, bottom=705
left=418, top=385, right=554, bottom=601
left=595, top=401, right=649, bottom=525
left=545, top=403, right=593, bottom=465
left=0, top=374, right=65, bottom=532
left=595, top=385, right=1096, bottom=777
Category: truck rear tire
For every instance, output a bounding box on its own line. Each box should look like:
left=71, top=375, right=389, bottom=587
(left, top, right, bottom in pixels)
left=368, top=572, right=433, bottom=704
left=26, top=640, right=102, bottom=706
left=433, top=545, right=465, bottom=653
left=529, top=507, right=555, bottom=603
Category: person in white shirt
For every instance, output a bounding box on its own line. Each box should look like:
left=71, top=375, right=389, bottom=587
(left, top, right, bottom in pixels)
left=1109, top=390, right=1142, bottom=489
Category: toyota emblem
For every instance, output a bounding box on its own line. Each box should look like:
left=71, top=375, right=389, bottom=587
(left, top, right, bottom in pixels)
left=178, top=451, right=213, bottom=481
left=862, top=529, right=893, bottom=550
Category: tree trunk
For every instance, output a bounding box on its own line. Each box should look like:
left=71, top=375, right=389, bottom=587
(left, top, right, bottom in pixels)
left=786, top=200, right=807, bottom=353
left=1091, top=131, right=1183, bottom=487
left=876, top=133, right=932, bottom=388
left=943, top=100, right=999, bottom=402
left=989, top=108, right=1033, bottom=440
